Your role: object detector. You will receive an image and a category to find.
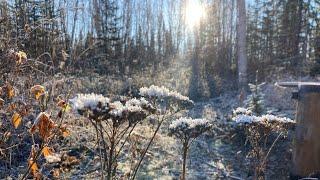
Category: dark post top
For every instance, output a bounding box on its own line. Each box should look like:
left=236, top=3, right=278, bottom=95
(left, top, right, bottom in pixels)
left=276, top=82, right=320, bottom=93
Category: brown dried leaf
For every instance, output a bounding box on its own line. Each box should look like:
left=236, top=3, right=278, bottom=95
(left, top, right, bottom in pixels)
left=28, top=158, right=39, bottom=177
left=16, top=51, right=27, bottom=65
left=30, top=85, right=45, bottom=100
left=30, top=112, right=56, bottom=140
left=60, top=126, right=70, bottom=137
left=62, top=156, right=80, bottom=167
left=5, top=83, right=15, bottom=99
left=57, top=100, right=66, bottom=108
left=51, top=168, right=60, bottom=178
left=6, top=103, right=16, bottom=112
left=42, top=146, right=53, bottom=157
left=12, top=112, right=22, bottom=129
left=57, top=100, right=71, bottom=112
left=0, top=98, right=4, bottom=109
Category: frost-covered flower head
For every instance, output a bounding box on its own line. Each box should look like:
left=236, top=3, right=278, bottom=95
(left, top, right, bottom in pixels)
left=108, top=97, right=156, bottom=126
left=70, top=94, right=156, bottom=126
left=233, top=107, right=252, bottom=116
left=139, top=85, right=194, bottom=105
left=108, top=97, right=153, bottom=117
left=109, top=101, right=127, bottom=117
left=69, top=93, right=110, bottom=112
left=232, top=114, right=295, bottom=125
left=259, top=114, right=294, bottom=124
left=169, top=117, right=212, bottom=139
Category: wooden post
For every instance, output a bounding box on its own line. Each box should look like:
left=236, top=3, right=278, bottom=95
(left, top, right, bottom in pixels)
left=277, top=82, right=320, bottom=177
left=293, top=85, right=320, bottom=176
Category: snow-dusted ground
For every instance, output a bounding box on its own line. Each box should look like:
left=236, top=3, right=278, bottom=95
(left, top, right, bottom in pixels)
left=53, top=91, right=294, bottom=179
left=1, top=73, right=297, bottom=179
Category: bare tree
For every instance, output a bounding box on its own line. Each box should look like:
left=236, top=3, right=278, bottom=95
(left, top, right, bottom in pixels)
left=237, top=0, right=248, bottom=91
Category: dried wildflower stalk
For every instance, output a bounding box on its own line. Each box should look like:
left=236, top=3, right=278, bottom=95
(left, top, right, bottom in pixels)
left=70, top=94, right=156, bottom=180
left=71, top=85, right=193, bottom=179
left=232, top=108, right=295, bottom=180
left=130, top=85, right=193, bottom=180
left=169, top=117, right=211, bottom=180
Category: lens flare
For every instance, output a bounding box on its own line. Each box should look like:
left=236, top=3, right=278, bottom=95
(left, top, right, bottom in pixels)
left=185, top=0, right=206, bottom=29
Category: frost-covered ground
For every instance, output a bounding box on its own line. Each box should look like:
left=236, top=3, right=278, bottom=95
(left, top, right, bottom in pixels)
left=51, top=89, right=294, bottom=179
left=0, top=72, right=297, bottom=179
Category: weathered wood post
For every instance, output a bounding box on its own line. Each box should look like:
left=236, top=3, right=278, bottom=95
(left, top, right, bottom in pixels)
left=277, top=82, right=320, bottom=177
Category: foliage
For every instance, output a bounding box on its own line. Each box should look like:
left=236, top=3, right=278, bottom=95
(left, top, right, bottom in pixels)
left=0, top=50, right=72, bottom=179
left=245, top=80, right=266, bottom=116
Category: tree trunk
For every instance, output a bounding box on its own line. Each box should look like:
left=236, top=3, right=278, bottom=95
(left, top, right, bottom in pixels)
left=237, top=0, right=247, bottom=91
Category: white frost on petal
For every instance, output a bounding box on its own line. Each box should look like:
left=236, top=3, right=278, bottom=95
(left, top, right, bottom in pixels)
left=232, top=114, right=257, bottom=124
left=259, top=114, right=294, bottom=123
left=232, top=113, right=294, bottom=124
left=169, top=117, right=210, bottom=130
left=45, top=154, right=61, bottom=163
left=139, top=85, right=193, bottom=103
left=69, top=93, right=110, bottom=111
left=109, top=101, right=126, bottom=117
left=233, top=107, right=252, bottom=115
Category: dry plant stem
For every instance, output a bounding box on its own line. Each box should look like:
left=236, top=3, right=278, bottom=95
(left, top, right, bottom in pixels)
left=130, top=114, right=167, bottom=180
left=182, top=140, right=189, bottom=180
left=113, top=123, right=138, bottom=163
left=98, top=121, right=108, bottom=170
left=262, top=132, right=283, bottom=165
left=20, top=141, right=45, bottom=180
left=90, top=119, right=105, bottom=180
left=107, top=126, right=116, bottom=180
left=114, top=126, right=130, bottom=145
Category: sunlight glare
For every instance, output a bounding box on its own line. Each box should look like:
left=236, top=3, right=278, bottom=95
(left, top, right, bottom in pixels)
left=185, top=0, right=205, bottom=29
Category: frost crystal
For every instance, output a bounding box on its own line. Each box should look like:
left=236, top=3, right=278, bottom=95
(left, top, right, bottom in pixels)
left=109, top=98, right=153, bottom=118
left=109, top=101, right=126, bottom=117
left=70, top=94, right=155, bottom=126
left=258, top=114, right=294, bottom=123
left=233, top=107, right=252, bottom=116
left=232, top=113, right=294, bottom=124
left=70, top=93, right=110, bottom=111
left=139, top=85, right=193, bottom=103
left=169, top=117, right=211, bottom=139
left=232, top=114, right=257, bottom=124
left=45, top=154, right=61, bottom=163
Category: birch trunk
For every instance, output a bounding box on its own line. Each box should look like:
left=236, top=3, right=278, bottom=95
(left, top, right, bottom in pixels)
left=237, top=0, right=247, bottom=90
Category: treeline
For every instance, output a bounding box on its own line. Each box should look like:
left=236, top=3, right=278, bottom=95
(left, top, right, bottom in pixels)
left=0, top=0, right=184, bottom=76
left=0, top=0, right=319, bottom=92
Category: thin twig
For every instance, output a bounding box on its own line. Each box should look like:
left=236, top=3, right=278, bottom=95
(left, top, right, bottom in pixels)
left=130, top=114, right=166, bottom=180
left=262, top=132, right=283, bottom=165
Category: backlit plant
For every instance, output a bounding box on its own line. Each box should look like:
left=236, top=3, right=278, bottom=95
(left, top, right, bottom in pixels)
left=70, top=94, right=156, bottom=180
left=169, top=117, right=211, bottom=180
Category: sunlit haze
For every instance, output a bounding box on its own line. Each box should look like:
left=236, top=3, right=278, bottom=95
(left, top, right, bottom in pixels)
left=185, top=0, right=206, bottom=29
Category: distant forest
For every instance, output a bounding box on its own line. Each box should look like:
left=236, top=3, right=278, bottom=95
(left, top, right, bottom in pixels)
left=0, top=0, right=320, bottom=90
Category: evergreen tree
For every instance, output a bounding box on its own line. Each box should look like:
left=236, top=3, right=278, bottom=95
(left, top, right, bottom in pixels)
left=245, top=72, right=265, bottom=116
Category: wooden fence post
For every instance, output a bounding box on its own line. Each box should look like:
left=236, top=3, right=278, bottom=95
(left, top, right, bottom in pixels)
left=277, top=82, right=320, bottom=177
